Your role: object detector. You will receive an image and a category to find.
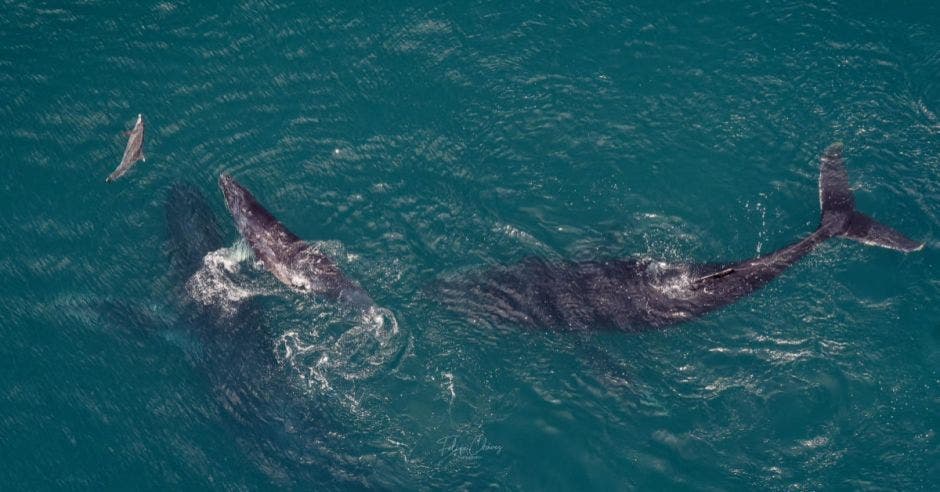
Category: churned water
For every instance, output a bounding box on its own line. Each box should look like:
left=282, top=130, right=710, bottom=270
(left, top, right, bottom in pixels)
left=1, top=1, right=938, bottom=490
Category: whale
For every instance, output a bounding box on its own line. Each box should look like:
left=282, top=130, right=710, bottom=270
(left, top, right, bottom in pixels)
left=162, top=183, right=376, bottom=487
left=106, top=113, right=146, bottom=183
left=438, top=143, right=923, bottom=330
left=218, top=173, right=374, bottom=308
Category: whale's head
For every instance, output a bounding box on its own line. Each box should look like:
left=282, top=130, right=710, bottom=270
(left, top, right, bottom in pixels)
left=218, top=173, right=244, bottom=214
left=219, top=173, right=261, bottom=234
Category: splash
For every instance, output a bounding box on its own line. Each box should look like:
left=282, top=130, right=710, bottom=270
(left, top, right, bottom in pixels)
left=185, top=240, right=274, bottom=316
left=643, top=260, right=697, bottom=300
left=442, top=372, right=456, bottom=404
left=276, top=303, right=408, bottom=409
left=187, top=238, right=410, bottom=416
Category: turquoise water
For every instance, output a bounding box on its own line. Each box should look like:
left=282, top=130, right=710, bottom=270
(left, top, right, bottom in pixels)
left=2, top=1, right=939, bottom=489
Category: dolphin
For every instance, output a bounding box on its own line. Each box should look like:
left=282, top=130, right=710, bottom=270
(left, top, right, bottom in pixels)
left=106, top=113, right=146, bottom=183
left=218, top=173, right=374, bottom=308
left=438, top=143, right=923, bottom=330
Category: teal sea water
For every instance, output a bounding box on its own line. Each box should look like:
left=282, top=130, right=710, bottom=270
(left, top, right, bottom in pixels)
left=2, top=1, right=938, bottom=489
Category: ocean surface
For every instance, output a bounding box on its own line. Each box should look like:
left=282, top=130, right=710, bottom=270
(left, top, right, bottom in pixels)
left=2, top=1, right=938, bottom=490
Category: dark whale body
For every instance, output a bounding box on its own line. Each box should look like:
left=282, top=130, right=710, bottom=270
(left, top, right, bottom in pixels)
left=163, top=184, right=372, bottom=487
left=218, top=174, right=374, bottom=308
left=439, top=144, right=923, bottom=330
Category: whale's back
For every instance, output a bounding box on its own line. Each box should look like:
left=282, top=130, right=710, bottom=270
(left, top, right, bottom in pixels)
left=437, top=257, right=736, bottom=331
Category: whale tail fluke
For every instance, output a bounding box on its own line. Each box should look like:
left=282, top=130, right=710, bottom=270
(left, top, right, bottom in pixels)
left=818, top=142, right=923, bottom=252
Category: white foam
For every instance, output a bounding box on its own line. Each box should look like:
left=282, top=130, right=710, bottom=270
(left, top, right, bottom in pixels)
left=443, top=372, right=456, bottom=403
left=643, top=261, right=698, bottom=300
left=275, top=303, right=409, bottom=409
left=185, top=241, right=273, bottom=316
left=189, top=240, right=411, bottom=415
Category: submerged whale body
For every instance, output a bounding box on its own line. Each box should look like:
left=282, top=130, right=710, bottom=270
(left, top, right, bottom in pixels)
left=439, top=143, right=923, bottom=330
left=164, top=183, right=374, bottom=487
left=218, top=173, right=374, bottom=308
